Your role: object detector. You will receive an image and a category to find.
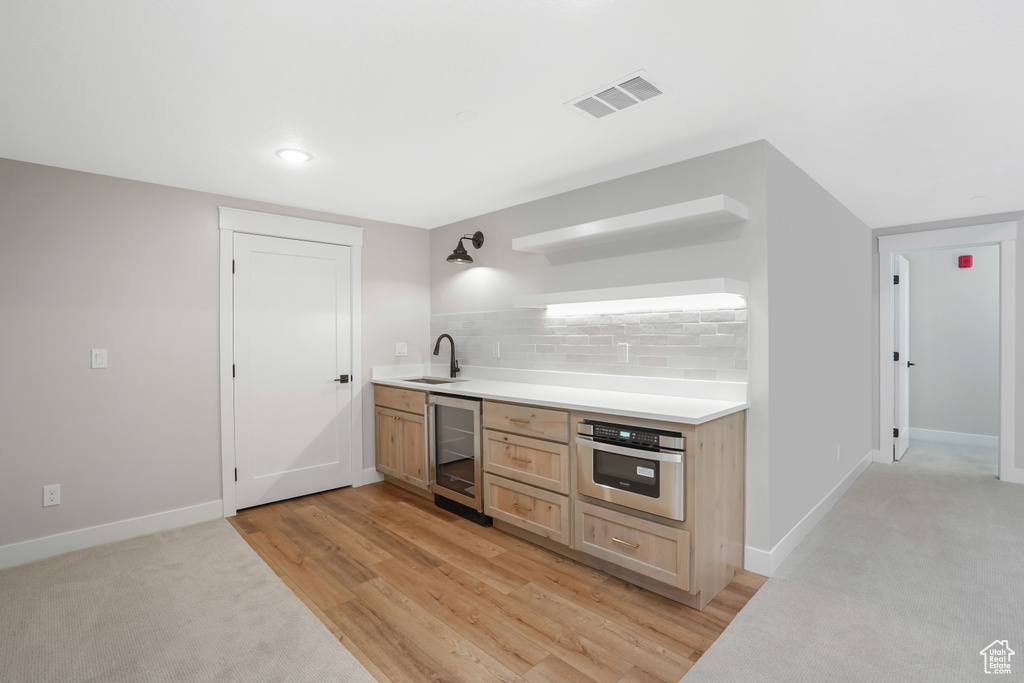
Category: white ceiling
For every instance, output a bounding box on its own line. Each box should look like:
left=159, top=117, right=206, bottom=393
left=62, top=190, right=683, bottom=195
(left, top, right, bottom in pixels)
left=1, top=0, right=1021, bottom=229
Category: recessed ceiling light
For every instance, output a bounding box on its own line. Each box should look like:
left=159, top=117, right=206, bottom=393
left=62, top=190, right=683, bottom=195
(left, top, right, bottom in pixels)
left=276, top=148, right=312, bottom=163
left=456, top=111, right=477, bottom=122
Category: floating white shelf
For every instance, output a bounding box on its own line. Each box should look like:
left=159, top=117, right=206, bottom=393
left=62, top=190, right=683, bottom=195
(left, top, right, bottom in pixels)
left=512, top=278, right=748, bottom=313
left=510, top=194, right=748, bottom=255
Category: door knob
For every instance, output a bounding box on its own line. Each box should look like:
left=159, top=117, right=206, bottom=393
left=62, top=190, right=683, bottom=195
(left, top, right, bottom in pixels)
left=334, top=375, right=350, bottom=383
left=907, top=362, right=916, bottom=368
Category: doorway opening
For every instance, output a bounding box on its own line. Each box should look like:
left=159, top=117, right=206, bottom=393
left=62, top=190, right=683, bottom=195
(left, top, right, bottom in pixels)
left=892, top=245, right=1000, bottom=475
left=218, top=208, right=365, bottom=517
left=878, top=221, right=1018, bottom=482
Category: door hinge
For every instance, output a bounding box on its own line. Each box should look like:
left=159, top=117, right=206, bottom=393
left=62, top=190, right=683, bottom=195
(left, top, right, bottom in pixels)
left=893, top=275, right=900, bottom=285
left=232, top=259, right=235, bottom=274
left=234, top=468, right=237, bottom=482
left=893, top=351, right=900, bottom=361
left=893, top=428, right=900, bottom=438
left=232, top=364, right=236, bottom=378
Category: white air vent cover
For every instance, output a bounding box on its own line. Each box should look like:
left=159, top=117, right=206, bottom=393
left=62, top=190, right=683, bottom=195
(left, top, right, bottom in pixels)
left=566, top=70, right=665, bottom=120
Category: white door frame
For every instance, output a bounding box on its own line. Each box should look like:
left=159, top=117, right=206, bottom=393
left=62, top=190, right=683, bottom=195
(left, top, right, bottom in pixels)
left=219, top=207, right=364, bottom=517
left=877, top=221, right=1019, bottom=483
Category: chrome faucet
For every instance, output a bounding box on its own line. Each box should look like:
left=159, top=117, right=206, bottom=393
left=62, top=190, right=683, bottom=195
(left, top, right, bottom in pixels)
left=433, top=334, right=460, bottom=378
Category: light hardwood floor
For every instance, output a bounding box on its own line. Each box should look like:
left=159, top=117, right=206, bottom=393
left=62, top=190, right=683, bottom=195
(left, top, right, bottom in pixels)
left=229, top=482, right=766, bottom=683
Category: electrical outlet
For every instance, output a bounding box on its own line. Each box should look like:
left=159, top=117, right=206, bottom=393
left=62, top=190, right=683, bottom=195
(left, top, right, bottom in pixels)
left=836, top=444, right=841, bottom=462
left=492, top=341, right=500, bottom=358
left=617, top=343, right=629, bottom=363
left=395, top=342, right=408, bottom=357
left=43, top=484, right=60, bottom=507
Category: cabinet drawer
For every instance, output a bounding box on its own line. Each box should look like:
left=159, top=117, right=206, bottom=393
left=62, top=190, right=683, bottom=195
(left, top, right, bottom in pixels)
left=483, top=401, right=568, bottom=443
left=374, top=385, right=426, bottom=415
left=574, top=501, right=690, bottom=588
left=483, top=430, right=569, bottom=494
left=484, top=475, right=570, bottom=545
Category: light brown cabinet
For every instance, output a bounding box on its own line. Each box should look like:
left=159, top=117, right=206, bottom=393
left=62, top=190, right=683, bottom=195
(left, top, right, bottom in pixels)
left=575, top=499, right=690, bottom=588
left=485, top=475, right=570, bottom=545
left=483, top=430, right=569, bottom=495
left=374, top=387, right=429, bottom=494
left=483, top=401, right=568, bottom=442
left=483, top=400, right=572, bottom=545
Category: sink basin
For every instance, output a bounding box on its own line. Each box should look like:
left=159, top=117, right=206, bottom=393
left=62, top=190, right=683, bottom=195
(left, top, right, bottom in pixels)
left=403, top=377, right=459, bottom=385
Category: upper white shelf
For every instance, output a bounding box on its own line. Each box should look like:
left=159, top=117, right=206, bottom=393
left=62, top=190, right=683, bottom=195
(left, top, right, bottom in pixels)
left=510, top=194, right=748, bottom=255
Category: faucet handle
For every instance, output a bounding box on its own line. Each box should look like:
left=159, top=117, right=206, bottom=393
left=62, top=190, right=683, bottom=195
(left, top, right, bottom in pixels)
left=454, top=359, right=461, bottom=374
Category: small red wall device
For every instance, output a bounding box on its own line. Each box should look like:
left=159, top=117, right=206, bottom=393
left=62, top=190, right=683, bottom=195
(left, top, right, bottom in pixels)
left=958, top=255, right=973, bottom=268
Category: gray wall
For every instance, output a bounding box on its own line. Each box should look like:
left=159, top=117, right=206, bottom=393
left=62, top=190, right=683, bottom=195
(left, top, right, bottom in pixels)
left=0, top=158, right=429, bottom=548
left=906, top=245, right=999, bottom=436
left=430, top=142, right=773, bottom=551
left=430, top=141, right=875, bottom=553
left=873, top=212, right=1023, bottom=469
left=764, top=145, right=873, bottom=545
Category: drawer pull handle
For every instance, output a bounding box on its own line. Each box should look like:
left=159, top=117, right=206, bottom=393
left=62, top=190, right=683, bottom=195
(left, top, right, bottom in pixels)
left=510, top=456, right=533, bottom=464
left=612, top=537, right=640, bottom=549
left=512, top=502, right=533, bottom=513
left=509, top=418, right=531, bottom=425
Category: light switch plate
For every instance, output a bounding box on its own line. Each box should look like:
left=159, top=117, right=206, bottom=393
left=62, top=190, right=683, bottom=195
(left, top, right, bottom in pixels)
left=91, top=349, right=107, bottom=369
left=492, top=341, right=500, bottom=358
left=395, top=342, right=408, bottom=357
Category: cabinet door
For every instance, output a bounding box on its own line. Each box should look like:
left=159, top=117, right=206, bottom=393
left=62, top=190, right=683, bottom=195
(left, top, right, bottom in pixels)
left=483, top=430, right=569, bottom=494
left=375, top=406, right=400, bottom=477
left=574, top=501, right=690, bottom=589
left=484, top=474, right=570, bottom=545
left=398, top=412, right=428, bottom=490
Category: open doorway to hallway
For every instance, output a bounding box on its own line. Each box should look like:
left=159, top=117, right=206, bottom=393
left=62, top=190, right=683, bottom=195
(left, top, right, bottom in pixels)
left=876, top=220, right=1017, bottom=482
left=897, top=244, right=1000, bottom=476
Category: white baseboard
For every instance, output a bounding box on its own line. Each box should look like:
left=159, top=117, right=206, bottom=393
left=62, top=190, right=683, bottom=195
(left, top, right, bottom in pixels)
left=0, top=500, right=223, bottom=570
left=744, top=450, right=873, bottom=577
left=909, top=427, right=998, bottom=449
left=360, top=467, right=384, bottom=486
left=1000, top=466, right=1024, bottom=485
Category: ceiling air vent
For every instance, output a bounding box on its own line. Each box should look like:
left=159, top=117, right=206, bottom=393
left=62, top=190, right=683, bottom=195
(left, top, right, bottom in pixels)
left=566, top=70, right=665, bottom=121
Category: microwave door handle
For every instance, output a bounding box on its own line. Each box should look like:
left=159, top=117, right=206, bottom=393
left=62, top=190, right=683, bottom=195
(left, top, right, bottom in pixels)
left=575, top=435, right=683, bottom=463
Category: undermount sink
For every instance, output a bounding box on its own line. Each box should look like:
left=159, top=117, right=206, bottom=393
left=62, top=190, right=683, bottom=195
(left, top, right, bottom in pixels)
left=404, top=377, right=459, bottom=385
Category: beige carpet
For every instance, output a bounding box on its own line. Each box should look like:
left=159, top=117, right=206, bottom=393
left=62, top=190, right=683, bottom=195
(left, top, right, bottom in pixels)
left=0, top=519, right=377, bottom=683
left=683, top=439, right=1023, bottom=682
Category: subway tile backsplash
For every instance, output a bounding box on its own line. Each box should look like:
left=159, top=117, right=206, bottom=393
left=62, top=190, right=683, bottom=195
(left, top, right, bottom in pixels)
left=430, top=308, right=748, bottom=382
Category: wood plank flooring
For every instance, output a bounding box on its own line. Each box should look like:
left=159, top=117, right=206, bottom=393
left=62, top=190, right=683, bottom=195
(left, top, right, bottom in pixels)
left=229, top=482, right=766, bottom=683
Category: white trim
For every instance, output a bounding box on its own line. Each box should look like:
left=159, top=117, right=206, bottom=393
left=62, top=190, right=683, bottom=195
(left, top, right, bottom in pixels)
left=878, top=251, right=896, bottom=463
left=219, top=228, right=236, bottom=517
left=908, top=428, right=998, bottom=449
left=219, top=208, right=365, bottom=516
left=218, top=206, right=363, bottom=246
left=999, top=241, right=1016, bottom=480
left=744, top=451, right=873, bottom=576
left=876, top=221, right=1017, bottom=484
left=1001, top=467, right=1024, bottom=485
left=362, top=467, right=385, bottom=485
left=0, top=500, right=222, bottom=570
left=878, top=222, right=1017, bottom=253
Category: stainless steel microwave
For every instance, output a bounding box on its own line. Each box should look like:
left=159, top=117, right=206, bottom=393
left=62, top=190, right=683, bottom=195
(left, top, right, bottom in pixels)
left=576, top=420, right=686, bottom=521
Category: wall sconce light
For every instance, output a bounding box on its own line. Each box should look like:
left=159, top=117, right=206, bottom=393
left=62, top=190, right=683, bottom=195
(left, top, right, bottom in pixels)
left=446, top=231, right=484, bottom=264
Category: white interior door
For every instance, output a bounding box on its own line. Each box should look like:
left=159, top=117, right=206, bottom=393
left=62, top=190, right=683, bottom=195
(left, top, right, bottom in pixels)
left=894, top=255, right=911, bottom=459
left=233, top=232, right=353, bottom=508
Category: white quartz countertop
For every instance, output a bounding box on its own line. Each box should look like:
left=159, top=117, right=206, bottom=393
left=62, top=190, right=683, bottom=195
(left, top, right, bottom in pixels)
left=371, top=376, right=747, bottom=425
